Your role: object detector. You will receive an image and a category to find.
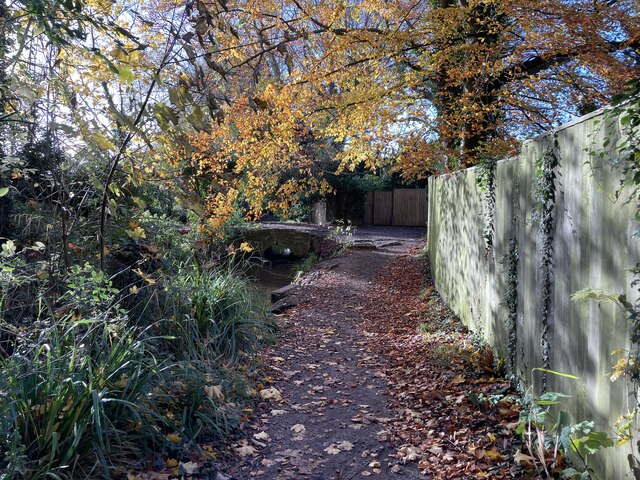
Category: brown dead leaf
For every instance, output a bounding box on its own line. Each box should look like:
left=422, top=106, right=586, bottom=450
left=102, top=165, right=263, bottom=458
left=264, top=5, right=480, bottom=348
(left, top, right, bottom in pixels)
left=397, top=446, right=421, bottom=463
left=235, top=441, right=258, bottom=457
left=514, top=449, right=535, bottom=466
left=204, top=385, right=224, bottom=402
left=336, top=440, right=354, bottom=451
left=324, top=445, right=341, bottom=455
left=179, top=461, right=200, bottom=475
left=290, top=423, right=306, bottom=433
left=259, top=387, right=283, bottom=402
left=253, top=431, right=270, bottom=441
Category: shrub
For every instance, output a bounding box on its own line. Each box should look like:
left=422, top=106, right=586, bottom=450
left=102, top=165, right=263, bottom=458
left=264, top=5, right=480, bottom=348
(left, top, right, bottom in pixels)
left=0, top=216, right=273, bottom=478
left=0, top=260, right=269, bottom=479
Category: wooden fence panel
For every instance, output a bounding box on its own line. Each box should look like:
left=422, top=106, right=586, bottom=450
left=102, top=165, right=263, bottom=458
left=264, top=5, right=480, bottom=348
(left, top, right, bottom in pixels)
left=372, top=191, right=393, bottom=225
left=392, top=189, right=427, bottom=226
left=364, top=192, right=374, bottom=224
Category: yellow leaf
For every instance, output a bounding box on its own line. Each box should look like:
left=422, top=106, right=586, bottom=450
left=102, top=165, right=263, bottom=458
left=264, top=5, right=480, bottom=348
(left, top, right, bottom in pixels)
left=166, top=433, right=182, bottom=443
left=116, top=375, right=129, bottom=389
left=611, top=356, right=629, bottom=382
left=126, top=226, right=147, bottom=240
left=485, top=448, right=502, bottom=460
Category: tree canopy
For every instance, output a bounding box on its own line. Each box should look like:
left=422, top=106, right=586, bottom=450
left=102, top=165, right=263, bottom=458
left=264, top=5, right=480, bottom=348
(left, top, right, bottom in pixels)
left=2, top=0, right=638, bottom=232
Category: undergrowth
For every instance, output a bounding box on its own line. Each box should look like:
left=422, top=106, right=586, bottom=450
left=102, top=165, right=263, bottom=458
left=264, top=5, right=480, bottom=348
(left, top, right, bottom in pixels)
left=0, top=230, right=274, bottom=479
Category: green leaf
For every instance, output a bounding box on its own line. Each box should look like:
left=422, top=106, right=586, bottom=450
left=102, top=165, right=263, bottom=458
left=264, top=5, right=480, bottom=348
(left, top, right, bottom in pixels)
left=187, top=107, right=206, bottom=130
left=0, top=187, right=9, bottom=197
left=117, top=66, right=135, bottom=84
left=560, top=468, right=580, bottom=478
left=17, top=85, right=37, bottom=103
left=571, top=431, right=614, bottom=456
left=49, top=122, right=76, bottom=135
left=571, top=288, right=628, bottom=307
left=154, top=103, right=179, bottom=126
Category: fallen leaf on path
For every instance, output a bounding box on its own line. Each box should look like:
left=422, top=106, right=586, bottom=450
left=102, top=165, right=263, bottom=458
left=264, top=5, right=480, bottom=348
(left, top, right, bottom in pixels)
left=514, top=449, right=535, bottom=465
left=397, top=446, right=421, bottom=463
left=235, top=441, right=258, bottom=457
left=485, top=448, right=503, bottom=460
left=427, top=445, right=443, bottom=455
left=336, top=440, right=354, bottom=451
left=259, top=387, right=283, bottom=401
left=324, top=445, right=341, bottom=455
left=253, top=431, right=270, bottom=441
left=290, top=424, right=306, bottom=433
left=179, top=461, right=200, bottom=475
left=127, top=473, right=171, bottom=480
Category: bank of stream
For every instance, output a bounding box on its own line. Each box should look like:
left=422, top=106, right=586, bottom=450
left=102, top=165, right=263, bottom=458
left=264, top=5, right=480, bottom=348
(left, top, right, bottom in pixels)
left=242, top=226, right=327, bottom=302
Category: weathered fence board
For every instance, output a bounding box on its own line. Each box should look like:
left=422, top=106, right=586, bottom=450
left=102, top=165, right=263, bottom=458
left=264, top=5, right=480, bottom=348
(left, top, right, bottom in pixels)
left=372, top=191, right=393, bottom=226
left=364, top=192, right=374, bottom=224
left=427, top=109, right=639, bottom=478
left=392, top=189, right=427, bottom=226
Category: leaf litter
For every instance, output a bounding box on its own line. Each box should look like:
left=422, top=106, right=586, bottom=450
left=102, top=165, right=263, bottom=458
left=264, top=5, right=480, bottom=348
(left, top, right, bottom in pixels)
left=215, top=238, right=526, bottom=479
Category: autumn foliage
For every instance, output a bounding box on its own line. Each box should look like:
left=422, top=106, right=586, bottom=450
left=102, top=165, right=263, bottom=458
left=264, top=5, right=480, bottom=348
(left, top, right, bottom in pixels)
left=148, top=0, right=639, bottom=226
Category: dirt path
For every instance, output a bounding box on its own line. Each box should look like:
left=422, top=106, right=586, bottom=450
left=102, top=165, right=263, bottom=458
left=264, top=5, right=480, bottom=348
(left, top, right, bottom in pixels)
left=223, top=228, right=519, bottom=480
left=226, top=231, right=424, bottom=479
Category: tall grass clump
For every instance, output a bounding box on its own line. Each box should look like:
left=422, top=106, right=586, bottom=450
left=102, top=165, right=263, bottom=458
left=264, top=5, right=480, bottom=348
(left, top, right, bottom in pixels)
left=0, top=306, right=168, bottom=479
left=162, top=262, right=275, bottom=364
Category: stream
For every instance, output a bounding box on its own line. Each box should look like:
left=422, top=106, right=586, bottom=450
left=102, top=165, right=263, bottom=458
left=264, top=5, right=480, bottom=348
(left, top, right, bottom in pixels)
left=249, top=259, right=297, bottom=302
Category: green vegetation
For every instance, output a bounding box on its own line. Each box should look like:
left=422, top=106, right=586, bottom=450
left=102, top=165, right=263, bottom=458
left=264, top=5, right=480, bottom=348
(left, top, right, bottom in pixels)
left=293, top=253, right=320, bottom=283
left=0, top=250, right=272, bottom=479
left=0, top=193, right=273, bottom=479
left=516, top=370, right=614, bottom=479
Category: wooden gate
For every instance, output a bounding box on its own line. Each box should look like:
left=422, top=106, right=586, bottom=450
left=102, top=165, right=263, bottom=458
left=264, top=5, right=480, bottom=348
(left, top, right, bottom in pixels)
left=364, top=189, right=427, bottom=227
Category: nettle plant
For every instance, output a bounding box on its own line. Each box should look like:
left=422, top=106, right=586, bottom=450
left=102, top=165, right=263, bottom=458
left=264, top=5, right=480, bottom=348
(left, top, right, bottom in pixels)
left=516, top=369, right=614, bottom=480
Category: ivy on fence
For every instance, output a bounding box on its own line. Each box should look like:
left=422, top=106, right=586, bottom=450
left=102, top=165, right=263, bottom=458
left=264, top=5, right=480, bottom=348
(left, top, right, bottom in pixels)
left=533, top=133, right=559, bottom=392
left=476, top=157, right=497, bottom=255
